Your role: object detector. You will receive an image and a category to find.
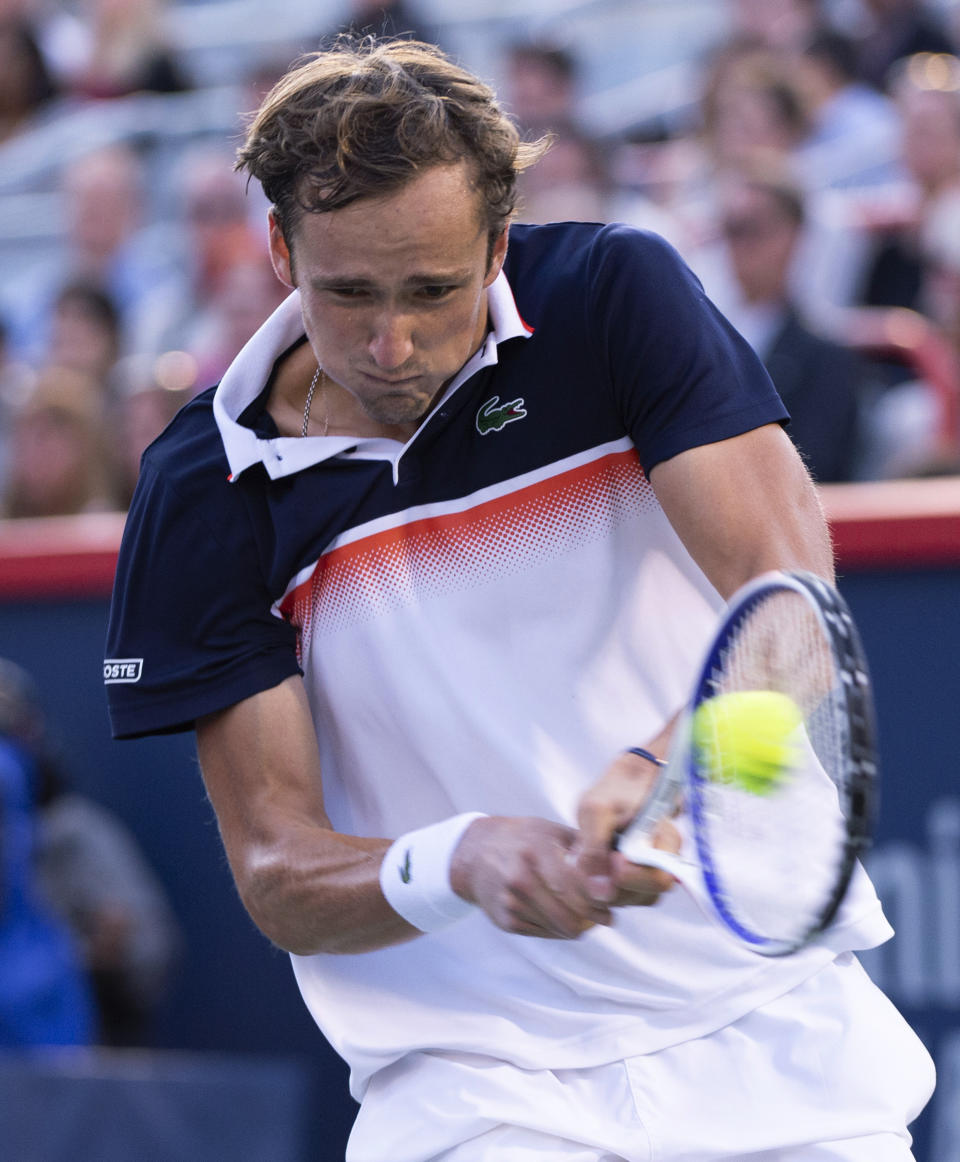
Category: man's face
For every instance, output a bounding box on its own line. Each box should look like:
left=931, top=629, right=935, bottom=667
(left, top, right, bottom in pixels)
left=721, top=184, right=800, bottom=305
left=269, top=162, right=507, bottom=430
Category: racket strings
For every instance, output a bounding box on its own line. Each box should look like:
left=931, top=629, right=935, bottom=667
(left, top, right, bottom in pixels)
left=696, top=590, right=849, bottom=946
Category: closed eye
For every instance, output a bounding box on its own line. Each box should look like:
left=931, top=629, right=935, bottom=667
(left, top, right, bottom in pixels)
left=416, top=285, right=457, bottom=300
left=326, top=286, right=370, bottom=299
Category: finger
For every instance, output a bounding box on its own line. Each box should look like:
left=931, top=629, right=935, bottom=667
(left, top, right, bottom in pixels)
left=483, top=837, right=609, bottom=938
left=520, top=867, right=614, bottom=938
left=578, top=785, right=631, bottom=858
left=609, top=851, right=679, bottom=905
left=609, top=817, right=683, bottom=900
left=577, top=754, right=664, bottom=901
left=578, top=753, right=664, bottom=851
left=651, top=817, right=682, bottom=854
left=576, top=794, right=628, bottom=903
left=508, top=920, right=595, bottom=940
left=504, top=891, right=608, bottom=939
left=534, top=842, right=616, bottom=936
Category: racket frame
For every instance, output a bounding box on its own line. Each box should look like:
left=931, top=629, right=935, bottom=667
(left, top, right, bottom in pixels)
left=623, top=570, right=878, bottom=956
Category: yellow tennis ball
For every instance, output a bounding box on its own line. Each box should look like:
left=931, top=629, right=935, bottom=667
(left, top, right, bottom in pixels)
left=691, top=690, right=803, bottom=795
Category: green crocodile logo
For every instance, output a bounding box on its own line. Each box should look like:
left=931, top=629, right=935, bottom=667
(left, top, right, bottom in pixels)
left=399, top=848, right=413, bottom=884
left=476, top=395, right=527, bottom=435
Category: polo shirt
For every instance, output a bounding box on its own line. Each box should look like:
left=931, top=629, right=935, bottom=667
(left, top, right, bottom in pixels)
left=105, top=222, right=890, bottom=1094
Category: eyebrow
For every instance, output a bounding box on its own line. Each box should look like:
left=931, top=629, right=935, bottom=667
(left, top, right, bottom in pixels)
left=309, top=270, right=475, bottom=290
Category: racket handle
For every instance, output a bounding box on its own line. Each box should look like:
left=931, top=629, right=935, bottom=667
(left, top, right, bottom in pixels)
left=616, top=838, right=735, bottom=931
left=616, top=837, right=693, bottom=882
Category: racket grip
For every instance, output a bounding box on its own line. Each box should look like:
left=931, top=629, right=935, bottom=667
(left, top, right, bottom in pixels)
left=616, top=835, right=692, bottom=882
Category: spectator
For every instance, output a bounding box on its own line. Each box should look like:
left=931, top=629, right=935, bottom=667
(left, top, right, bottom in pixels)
left=857, top=54, right=960, bottom=311
left=515, top=128, right=609, bottom=224
left=854, top=186, right=960, bottom=479
left=331, top=1, right=439, bottom=48
left=793, top=28, right=902, bottom=189
left=0, top=16, right=58, bottom=145
left=854, top=0, right=957, bottom=92
left=634, top=45, right=813, bottom=253
left=59, top=0, right=190, bottom=100
left=0, top=366, right=119, bottom=518
left=134, top=144, right=265, bottom=368
left=1, top=144, right=181, bottom=365
left=0, top=316, right=29, bottom=496
left=516, top=126, right=684, bottom=243
left=185, top=250, right=288, bottom=391
left=0, top=658, right=94, bottom=1048
left=702, top=46, right=812, bottom=170
left=504, top=39, right=580, bottom=136
left=714, top=163, right=866, bottom=482
left=920, top=183, right=960, bottom=351
left=110, top=352, right=198, bottom=507
left=726, top=0, right=826, bottom=55
left=47, top=279, right=122, bottom=385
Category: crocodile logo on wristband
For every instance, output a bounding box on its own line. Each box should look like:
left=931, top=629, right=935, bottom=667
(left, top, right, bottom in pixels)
left=399, top=848, right=413, bottom=884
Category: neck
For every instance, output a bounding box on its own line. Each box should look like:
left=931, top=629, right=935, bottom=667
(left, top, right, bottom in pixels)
left=265, top=341, right=319, bottom=438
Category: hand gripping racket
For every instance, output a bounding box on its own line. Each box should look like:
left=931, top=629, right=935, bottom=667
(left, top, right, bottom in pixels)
left=618, top=570, right=877, bottom=956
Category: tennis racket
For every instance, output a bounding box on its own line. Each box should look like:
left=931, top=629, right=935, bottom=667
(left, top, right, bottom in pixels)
left=618, top=569, right=877, bottom=956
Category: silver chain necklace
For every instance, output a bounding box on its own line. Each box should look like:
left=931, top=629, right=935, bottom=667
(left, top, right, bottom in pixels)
left=301, top=366, right=328, bottom=438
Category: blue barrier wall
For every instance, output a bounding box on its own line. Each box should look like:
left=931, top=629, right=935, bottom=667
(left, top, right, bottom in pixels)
left=1, top=494, right=957, bottom=1161
left=840, top=569, right=960, bottom=1162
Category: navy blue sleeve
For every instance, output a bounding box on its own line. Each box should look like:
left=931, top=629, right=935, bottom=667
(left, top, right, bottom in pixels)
left=105, top=456, right=300, bottom=740
left=586, top=225, right=789, bottom=472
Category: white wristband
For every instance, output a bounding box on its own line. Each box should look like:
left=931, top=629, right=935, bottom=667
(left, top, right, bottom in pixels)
left=379, top=812, right=486, bottom=933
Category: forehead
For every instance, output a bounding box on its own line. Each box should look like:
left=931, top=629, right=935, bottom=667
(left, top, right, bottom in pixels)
left=291, top=163, right=489, bottom=280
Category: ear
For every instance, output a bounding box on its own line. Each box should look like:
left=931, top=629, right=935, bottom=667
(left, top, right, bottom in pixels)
left=268, top=210, right=296, bottom=288
left=483, top=227, right=509, bottom=288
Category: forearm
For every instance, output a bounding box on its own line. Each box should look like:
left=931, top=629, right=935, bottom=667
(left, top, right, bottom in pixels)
left=234, top=820, right=419, bottom=956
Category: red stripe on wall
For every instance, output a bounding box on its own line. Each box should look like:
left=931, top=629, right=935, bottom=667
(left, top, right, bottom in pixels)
left=820, top=478, right=960, bottom=570
left=0, top=513, right=127, bottom=599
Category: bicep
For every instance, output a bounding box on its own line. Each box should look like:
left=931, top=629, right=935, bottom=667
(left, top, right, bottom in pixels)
left=648, top=424, right=834, bottom=599
left=196, top=675, right=331, bottom=862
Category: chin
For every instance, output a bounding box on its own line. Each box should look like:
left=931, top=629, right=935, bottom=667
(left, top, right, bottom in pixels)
left=367, top=392, right=436, bottom=428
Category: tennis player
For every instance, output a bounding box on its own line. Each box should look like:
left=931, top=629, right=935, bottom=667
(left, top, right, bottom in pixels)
left=105, top=38, right=934, bottom=1161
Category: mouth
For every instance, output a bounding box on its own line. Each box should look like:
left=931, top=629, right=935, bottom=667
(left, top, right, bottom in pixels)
left=362, top=372, right=423, bottom=388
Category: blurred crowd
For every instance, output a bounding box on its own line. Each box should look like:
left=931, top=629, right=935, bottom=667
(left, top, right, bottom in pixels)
left=0, top=0, right=958, bottom=528
left=510, top=0, right=960, bottom=482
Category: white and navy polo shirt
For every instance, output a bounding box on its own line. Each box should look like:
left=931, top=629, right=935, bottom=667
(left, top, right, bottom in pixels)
left=105, top=222, right=889, bottom=1091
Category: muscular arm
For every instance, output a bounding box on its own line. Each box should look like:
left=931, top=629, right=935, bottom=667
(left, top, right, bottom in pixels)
left=196, top=676, right=412, bottom=956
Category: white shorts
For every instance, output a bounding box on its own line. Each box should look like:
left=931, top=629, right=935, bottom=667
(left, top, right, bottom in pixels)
left=346, top=954, right=935, bottom=1162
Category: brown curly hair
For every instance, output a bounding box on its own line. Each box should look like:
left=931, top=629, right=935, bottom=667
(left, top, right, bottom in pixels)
left=236, top=38, right=548, bottom=252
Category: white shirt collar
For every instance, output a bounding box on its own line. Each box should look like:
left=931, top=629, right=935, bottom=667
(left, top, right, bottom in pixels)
left=214, top=269, right=532, bottom=483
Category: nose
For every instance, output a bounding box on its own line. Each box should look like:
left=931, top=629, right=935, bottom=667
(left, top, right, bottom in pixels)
left=368, top=311, right=415, bottom=371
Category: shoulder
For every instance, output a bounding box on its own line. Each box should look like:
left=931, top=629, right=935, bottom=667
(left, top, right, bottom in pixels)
left=505, top=221, right=700, bottom=331
left=120, top=384, right=264, bottom=584
left=139, top=385, right=224, bottom=483
left=132, top=384, right=251, bottom=528
left=506, top=221, right=686, bottom=285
